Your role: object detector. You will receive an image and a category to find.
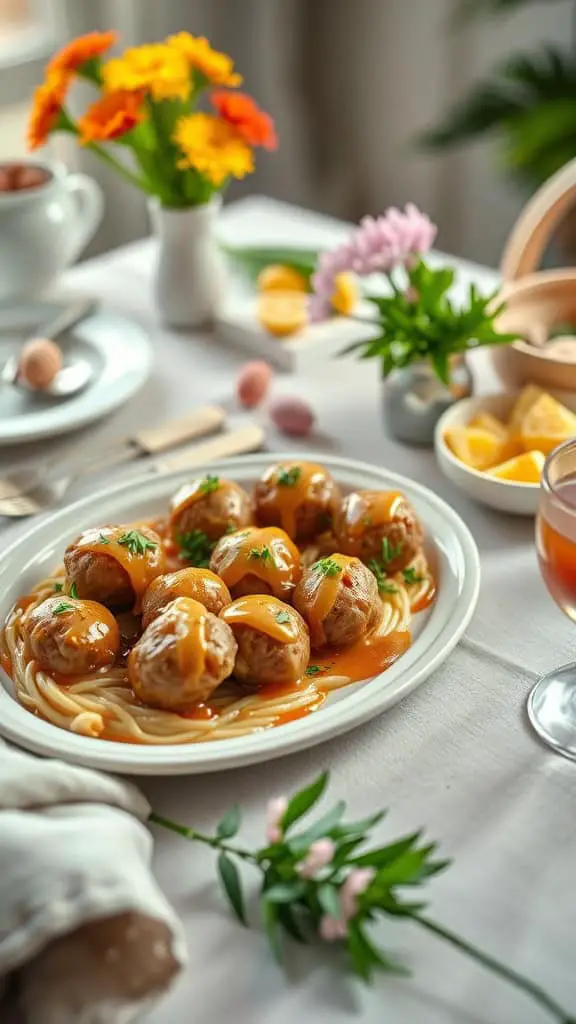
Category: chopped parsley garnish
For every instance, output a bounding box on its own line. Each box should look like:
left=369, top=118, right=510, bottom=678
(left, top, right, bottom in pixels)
left=249, top=546, right=273, bottom=563
left=275, top=610, right=291, bottom=624
left=305, top=664, right=331, bottom=676
left=277, top=466, right=301, bottom=487
left=312, top=557, right=342, bottom=578
left=118, top=529, right=158, bottom=556
left=198, top=474, right=220, bottom=495
left=402, top=567, right=424, bottom=585
left=69, top=582, right=79, bottom=599
left=368, top=559, right=398, bottom=595
left=53, top=601, right=74, bottom=615
left=98, top=532, right=110, bottom=545
left=225, top=520, right=237, bottom=535
left=381, top=537, right=403, bottom=567
left=53, top=582, right=64, bottom=593
left=178, top=530, right=214, bottom=568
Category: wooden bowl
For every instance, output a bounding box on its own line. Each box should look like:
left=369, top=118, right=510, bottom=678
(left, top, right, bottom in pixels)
left=491, top=270, right=576, bottom=391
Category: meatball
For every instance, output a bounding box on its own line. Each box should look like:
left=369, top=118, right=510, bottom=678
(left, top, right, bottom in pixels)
left=293, top=554, right=382, bottom=649
left=128, top=597, right=237, bottom=712
left=221, top=595, right=310, bottom=689
left=333, top=491, right=423, bottom=572
left=254, top=461, right=340, bottom=543
left=209, top=526, right=301, bottom=601
left=23, top=596, right=120, bottom=676
left=64, top=525, right=166, bottom=613
left=142, top=568, right=231, bottom=629
left=170, top=476, right=252, bottom=551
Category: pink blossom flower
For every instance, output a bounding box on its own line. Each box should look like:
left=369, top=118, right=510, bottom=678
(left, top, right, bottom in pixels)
left=340, top=868, right=375, bottom=920
left=310, top=203, right=437, bottom=322
left=319, top=914, right=347, bottom=942
left=265, top=795, right=287, bottom=843
left=296, top=838, right=336, bottom=879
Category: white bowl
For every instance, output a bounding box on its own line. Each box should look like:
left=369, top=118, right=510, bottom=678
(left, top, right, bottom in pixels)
left=435, top=391, right=576, bottom=516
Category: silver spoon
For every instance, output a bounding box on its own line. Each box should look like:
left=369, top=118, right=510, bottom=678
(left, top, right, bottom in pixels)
left=1, top=299, right=97, bottom=398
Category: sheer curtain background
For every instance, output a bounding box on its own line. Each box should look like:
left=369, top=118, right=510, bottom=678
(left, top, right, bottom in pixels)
left=59, top=0, right=570, bottom=267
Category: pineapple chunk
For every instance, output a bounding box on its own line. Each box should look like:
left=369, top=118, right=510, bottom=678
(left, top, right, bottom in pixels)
left=519, top=392, right=576, bottom=455
left=257, top=291, right=308, bottom=337
left=488, top=450, right=545, bottom=484
left=468, top=412, right=508, bottom=442
left=444, top=426, right=504, bottom=471
left=508, top=385, right=543, bottom=435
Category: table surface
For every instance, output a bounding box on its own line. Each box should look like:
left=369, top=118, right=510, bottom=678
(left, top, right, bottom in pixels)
left=2, top=197, right=575, bottom=1024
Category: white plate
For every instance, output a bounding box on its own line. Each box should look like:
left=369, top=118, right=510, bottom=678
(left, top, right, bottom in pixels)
left=0, top=454, right=480, bottom=774
left=0, top=300, right=153, bottom=444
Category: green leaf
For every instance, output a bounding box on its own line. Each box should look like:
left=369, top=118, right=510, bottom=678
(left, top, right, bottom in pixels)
left=318, top=883, right=342, bottom=920
left=265, top=881, right=307, bottom=903
left=69, top=582, right=78, bottom=599
left=217, top=852, right=247, bottom=925
left=349, top=922, right=409, bottom=976
left=334, top=810, right=387, bottom=837
left=352, top=832, right=422, bottom=869
left=276, top=903, right=307, bottom=943
left=288, top=801, right=347, bottom=851
left=282, top=772, right=329, bottom=831
left=221, top=244, right=320, bottom=284
left=347, top=922, right=374, bottom=982
left=217, top=804, right=241, bottom=839
left=262, top=899, right=283, bottom=963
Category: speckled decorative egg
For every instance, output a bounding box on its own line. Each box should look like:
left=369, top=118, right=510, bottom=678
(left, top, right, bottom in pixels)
left=236, top=361, right=273, bottom=408
left=18, top=338, right=63, bottom=390
left=269, top=396, right=315, bottom=437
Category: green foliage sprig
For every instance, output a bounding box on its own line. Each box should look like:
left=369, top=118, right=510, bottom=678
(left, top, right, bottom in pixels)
left=346, top=260, right=516, bottom=383
left=151, top=772, right=574, bottom=1023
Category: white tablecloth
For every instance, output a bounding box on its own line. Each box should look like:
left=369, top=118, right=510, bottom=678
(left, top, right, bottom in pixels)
left=1, top=197, right=574, bottom=1024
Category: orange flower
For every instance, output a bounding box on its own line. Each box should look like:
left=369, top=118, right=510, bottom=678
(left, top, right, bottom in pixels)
left=27, top=71, right=70, bottom=150
left=77, top=90, right=145, bottom=145
left=211, top=91, right=277, bottom=150
left=47, top=30, right=117, bottom=75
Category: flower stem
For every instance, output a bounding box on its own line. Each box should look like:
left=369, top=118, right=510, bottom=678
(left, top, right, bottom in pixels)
left=87, top=142, right=153, bottom=194
left=415, top=915, right=575, bottom=1024
left=149, top=812, right=258, bottom=864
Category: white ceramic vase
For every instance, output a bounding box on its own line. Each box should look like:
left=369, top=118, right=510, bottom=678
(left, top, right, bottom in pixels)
left=149, top=198, right=226, bottom=329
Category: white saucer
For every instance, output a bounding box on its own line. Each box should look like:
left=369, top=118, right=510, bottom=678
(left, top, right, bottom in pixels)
left=0, top=299, right=153, bottom=445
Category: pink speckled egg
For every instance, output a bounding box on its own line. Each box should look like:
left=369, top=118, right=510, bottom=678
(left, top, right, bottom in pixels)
left=236, top=360, right=273, bottom=409
left=18, top=337, right=63, bottom=390
left=269, top=396, right=315, bottom=437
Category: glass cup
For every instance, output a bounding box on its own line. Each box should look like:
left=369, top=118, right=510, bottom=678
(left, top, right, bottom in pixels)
left=529, top=438, right=576, bottom=759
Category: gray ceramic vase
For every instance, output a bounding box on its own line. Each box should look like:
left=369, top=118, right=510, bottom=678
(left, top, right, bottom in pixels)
left=382, top=357, right=472, bottom=446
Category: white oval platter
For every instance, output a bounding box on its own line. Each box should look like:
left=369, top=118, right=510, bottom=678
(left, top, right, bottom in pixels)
left=0, top=454, right=480, bottom=774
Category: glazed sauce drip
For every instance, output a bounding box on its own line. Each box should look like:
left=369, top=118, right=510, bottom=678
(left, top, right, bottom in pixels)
left=344, top=491, right=404, bottom=541
left=313, top=627, right=411, bottom=682
left=215, top=527, right=300, bottom=597
left=300, top=554, right=357, bottom=630
left=73, top=526, right=164, bottom=612
left=258, top=462, right=330, bottom=537
left=169, top=597, right=208, bottom=685
left=221, top=595, right=299, bottom=644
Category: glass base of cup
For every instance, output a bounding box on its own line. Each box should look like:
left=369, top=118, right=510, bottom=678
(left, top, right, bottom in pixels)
left=528, top=664, right=576, bottom=761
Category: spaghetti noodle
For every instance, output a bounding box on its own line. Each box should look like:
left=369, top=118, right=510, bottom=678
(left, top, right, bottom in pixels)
left=2, top=555, right=432, bottom=746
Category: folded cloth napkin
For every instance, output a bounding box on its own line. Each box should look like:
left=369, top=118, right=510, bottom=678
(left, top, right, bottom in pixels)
left=0, top=740, right=187, bottom=1023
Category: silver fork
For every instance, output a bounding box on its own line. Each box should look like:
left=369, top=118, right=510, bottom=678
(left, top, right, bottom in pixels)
left=0, top=405, right=228, bottom=518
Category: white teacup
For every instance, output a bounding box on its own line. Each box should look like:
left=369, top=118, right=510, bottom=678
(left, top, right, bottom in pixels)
left=0, top=159, right=103, bottom=306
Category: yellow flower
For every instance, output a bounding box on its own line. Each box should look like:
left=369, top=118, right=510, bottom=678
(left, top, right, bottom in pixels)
left=102, top=43, right=190, bottom=102
left=173, top=113, right=253, bottom=186
left=167, top=32, right=242, bottom=86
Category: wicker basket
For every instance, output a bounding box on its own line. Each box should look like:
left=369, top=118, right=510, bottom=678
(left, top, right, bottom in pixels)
left=492, top=159, right=576, bottom=391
